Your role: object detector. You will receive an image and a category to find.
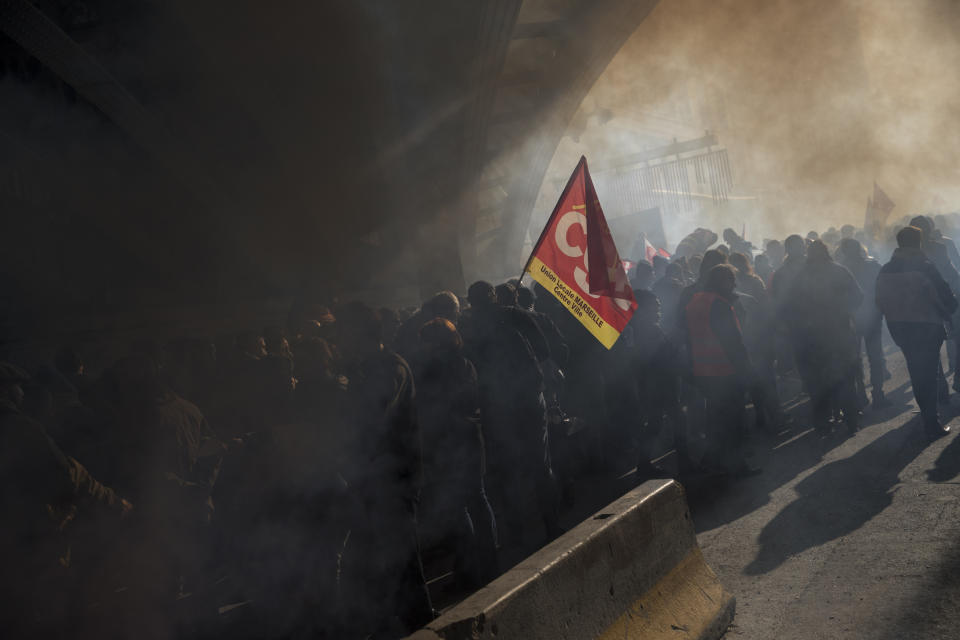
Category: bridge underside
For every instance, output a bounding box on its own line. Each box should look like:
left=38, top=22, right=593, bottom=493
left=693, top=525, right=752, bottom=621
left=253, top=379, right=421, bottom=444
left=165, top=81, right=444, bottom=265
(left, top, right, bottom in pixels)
left=0, top=0, right=659, bottom=322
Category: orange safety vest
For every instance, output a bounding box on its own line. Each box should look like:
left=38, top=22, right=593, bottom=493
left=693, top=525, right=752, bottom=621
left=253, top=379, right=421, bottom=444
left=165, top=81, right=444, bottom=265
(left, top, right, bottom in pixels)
left=685, top=291, right=740, bottom=377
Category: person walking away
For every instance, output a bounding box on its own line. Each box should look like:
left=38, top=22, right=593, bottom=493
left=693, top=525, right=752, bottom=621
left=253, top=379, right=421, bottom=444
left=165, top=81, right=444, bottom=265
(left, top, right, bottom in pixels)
left=909, top=216, right=960, bottom=400
left=837, top=238, right=888, bottom=408
left=770, top=235, right=807, bottom=377
left=782, top=240, right=863, bottom=437
left=682, top=265, right=760, bottom=477
left=674, top=251, right=731, bottom=447
left=730, top=252, right=786, bottom=433
left=876, top=226, right=958, bottom=439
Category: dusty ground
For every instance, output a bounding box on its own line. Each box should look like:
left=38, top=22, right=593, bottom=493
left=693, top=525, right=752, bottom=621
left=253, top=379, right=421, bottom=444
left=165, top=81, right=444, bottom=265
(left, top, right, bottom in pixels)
left=694, top=347, right=960, bottom=639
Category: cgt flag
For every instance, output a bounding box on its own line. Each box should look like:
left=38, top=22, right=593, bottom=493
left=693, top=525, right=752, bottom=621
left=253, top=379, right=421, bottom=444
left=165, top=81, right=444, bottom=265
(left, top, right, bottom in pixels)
left=522, top=156, right=636, bottom=349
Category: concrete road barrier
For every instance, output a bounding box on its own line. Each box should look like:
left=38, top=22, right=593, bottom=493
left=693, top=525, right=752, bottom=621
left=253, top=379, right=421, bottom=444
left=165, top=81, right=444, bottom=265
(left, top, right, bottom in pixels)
left=407, top=479, right=734, bottom=640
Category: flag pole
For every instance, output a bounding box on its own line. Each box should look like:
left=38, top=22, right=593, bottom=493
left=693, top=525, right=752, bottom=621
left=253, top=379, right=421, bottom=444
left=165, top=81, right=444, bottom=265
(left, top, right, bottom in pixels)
left=517, top=155, right=588, bottom=284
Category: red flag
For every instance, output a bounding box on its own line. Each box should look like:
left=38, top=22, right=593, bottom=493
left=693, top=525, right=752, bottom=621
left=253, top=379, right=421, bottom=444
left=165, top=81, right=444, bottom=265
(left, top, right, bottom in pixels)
left=865, top=183, right=895, bottom=241
left=873, top=182, right=895, bottom=217
left=640, top=233, right=671, bottom=263
left=523, top=156, right=636, bottom=349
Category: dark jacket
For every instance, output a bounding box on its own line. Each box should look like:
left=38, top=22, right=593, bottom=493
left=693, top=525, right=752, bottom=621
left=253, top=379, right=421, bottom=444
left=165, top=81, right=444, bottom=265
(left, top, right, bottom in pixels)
left=783, top=260, right=863, bottom=338
left=652, top=275, right=684, bottom=330
left=342, top=350, right=423, bottom=505
left=414, top=350, right=484, bottom=491
left=923, top=239, right=960, bottom=293
left=877, top=247, right=958, bottom=326
left=770, top=253, right=806, bottom=311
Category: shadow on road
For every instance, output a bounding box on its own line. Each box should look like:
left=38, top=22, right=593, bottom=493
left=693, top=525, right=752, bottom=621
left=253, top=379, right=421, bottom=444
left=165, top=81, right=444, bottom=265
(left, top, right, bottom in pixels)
left=689, top=380, right=917, bottom=533
left=744, top=417, right=930, bottom=575
left=860, top=380, right=914, bottom=427
left=928, top=422, right=960, bottom=483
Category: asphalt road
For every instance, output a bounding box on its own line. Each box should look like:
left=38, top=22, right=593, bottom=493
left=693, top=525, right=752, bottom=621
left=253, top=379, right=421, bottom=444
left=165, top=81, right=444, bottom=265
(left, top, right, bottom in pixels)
left=693, top=346, right=960, bottom=639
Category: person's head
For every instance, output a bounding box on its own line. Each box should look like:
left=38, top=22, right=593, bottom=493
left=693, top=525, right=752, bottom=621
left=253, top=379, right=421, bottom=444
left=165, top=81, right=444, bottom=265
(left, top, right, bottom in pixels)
left=495, top=282, right=518, bottom=307
left=723, top=228, right=739, bottom=244
left=840, top=224, right=856, bottom=239
left=633, top=289, right=661, bottom=326
left=909, top=215, right=933, bottom=241
left=652, top=254, right=668, bottom=277
left=765, top=239, right=785, bottom=264
left=335, top=301, right=383, bottom=359
left=263, top=325, right=290, bottom=357
left=754, top=254, right=771, bottom=275
left=237, top=331, right=267, bottom=359
left=428, top=291, right=461, bottom=323
left=467, top=280, right=497, bottom=310
left=54, top=346, right=84, bottom=377
left=0, top=362, right=28, bottom=408
left=294, top=336, right=336, bottom=383
left=784, top=234, right=805, bottom=257
left=728, top=252, right=752, bottom=275
left=419, top=318, right=463, bottom=355
left=532, top=282, right=553, bottom=309
left=806, top=239, right=832, bottom=263
left=822, top=228, right=840, bottom=246
left=704, top=264, right=737, bottom=297
left=699, top=249, right=728, bottom=280
left=896, top=225, right=923, bottom=249
left=806, top=230, right=820, bottom=241
left=838, top=237, right=865, bottom=262
left=632, top=259, right=655, bottom=289
left=516, top=286, right=536, bottom=311
left=715, top=244, right=730, bottom=257
left=289, top=305, right=336, bottom=342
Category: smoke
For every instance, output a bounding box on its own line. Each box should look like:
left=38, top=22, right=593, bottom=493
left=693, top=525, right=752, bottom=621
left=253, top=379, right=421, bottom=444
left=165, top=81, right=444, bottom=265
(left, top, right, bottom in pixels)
left=537, top=0, right=960, bottom=246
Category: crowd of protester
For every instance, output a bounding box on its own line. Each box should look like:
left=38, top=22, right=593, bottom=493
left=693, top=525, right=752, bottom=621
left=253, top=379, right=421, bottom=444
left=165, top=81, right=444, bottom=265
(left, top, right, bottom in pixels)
left=3, top=212, right=960, bottom=639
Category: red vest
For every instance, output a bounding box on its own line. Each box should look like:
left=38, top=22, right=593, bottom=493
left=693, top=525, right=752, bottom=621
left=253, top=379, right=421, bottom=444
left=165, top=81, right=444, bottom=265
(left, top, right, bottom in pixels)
left=685, top=291, right=739, bottom=377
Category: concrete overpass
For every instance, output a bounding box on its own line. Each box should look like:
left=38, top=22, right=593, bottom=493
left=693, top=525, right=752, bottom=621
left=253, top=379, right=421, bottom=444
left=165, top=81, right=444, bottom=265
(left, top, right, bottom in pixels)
left=0, top=0, right=660, bottom=323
